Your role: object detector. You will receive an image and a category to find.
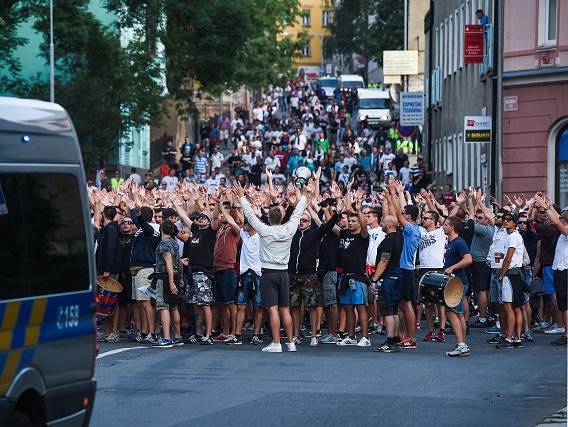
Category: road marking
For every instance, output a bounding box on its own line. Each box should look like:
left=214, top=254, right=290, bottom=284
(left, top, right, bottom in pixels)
left=97, top=346, right=147, bottom=359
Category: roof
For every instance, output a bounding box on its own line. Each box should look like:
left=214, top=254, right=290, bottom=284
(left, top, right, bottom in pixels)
left=0, top=97, right=73, bottom=133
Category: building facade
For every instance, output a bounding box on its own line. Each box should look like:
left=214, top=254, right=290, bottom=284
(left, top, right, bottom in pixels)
left=408, top=0, right=430, bottom=92
left=502, top=0, right=568, bottom=207
left=424, top=0, right=496, bottom=193
left=284, top=0, right=333, bottom=79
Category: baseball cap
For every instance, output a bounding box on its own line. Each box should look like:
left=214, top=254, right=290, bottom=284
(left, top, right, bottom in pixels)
left=502, top=212, right=518, bottom=223
left=198, top=211, right=212, bottom=221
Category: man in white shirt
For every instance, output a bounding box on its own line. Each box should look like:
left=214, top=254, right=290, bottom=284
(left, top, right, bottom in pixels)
left=379, top=147, right=395, bottom=175
left=264, top=151, right=281, bottom=171
left=363, top=206, right=385, bottom=334
left=418, top=211, right=448, bottom=342
left=161, top=168, right=178, bottom=192
left=495, top=212, right=526, bottom=348
left=205, top=170, right=221, bottom=190
left=486, top=212, right=509, bottom=342
left=252, top=103, right=264, bottom=123
left=210, top=146, right=224, bottom=170
left=291, top=128, right=307, bottom=151
left=219, top=204, right=264, bottom=345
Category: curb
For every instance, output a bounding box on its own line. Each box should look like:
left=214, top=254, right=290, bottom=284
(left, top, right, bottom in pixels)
left=535, top=406, right=567, bottom=426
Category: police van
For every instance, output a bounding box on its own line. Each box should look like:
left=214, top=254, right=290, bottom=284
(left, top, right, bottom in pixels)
left=0, top=97, right=97, bottom=426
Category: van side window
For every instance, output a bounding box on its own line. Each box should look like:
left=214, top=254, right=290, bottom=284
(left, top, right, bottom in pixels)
left=0, top=173, right=90, bottom=300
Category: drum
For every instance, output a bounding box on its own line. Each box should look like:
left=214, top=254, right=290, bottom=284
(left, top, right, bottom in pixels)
left=96, top=277, right=123, bottom=317
left=418, top=272, right=463, bottom=308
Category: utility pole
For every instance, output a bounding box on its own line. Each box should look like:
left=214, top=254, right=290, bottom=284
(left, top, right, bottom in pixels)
left=403, top=0, right=408, bottom=92
left=49, top=0, right=55, bottom=103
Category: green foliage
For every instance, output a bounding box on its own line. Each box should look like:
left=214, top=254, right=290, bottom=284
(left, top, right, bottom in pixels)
left=325, top=0, right=403, bottom=67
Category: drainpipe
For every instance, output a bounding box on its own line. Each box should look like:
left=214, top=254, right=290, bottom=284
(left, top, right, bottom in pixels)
left=490, top=0, right=502, bottom=197
left=426, top=0, right=434, bottom=171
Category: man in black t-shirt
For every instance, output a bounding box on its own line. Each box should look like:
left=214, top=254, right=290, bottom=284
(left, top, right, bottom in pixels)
left=334, top=201, right=371, bottom=347
left=371, top=215, right=403, bottom=353
left=175, top=203, right=220, bottom=345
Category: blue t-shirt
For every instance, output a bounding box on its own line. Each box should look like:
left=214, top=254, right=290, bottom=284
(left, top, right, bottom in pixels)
left=400, top=222, right=421, bottom=270
left=444, top=236, right=470, bottom=286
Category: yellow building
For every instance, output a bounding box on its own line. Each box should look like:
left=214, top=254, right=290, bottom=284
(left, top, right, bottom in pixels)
left=285, top=0, right=333, bottom=79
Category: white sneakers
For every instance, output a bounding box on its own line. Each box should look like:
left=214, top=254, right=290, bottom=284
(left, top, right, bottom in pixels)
left=319, top=334, right=337, bottom=344
left=262, top=342, right=282, bottom=352
left=336, top=337, right=358, bottom=346
left=309, top=337, right=319, bottom=347
left=285, top=342, right=297, bottom=352
left=336, top=337, right=371, bottom=347
left=261, top=342, right=297, bottom=352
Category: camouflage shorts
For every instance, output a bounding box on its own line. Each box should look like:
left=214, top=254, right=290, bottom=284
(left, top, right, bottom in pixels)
left=289, top=273, right=321, bottom=307
left=186, top=271, right=214, bottom=306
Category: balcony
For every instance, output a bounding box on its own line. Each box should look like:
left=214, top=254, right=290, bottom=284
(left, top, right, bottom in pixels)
left=479, top=24, right=493, bottom=76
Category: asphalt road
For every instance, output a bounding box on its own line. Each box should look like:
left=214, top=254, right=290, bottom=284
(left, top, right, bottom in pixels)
left=91, top=328, right=567, bottom=427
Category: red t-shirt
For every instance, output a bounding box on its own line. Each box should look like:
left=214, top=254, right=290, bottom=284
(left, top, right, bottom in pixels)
left=213, top=223, right=240, bottom=271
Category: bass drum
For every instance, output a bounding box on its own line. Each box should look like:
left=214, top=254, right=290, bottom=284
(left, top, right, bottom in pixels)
left=418, top=272, right=463, bottom=308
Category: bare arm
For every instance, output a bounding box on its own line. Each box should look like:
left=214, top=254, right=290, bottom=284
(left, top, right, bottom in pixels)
left=220, top=205, right=241, bottom=234
left=498, top=247, right=516, bottom=279
left=163, top=252, right=178, bottom=294
left=445, top=253, right=473, bottom=275
left=372, top=253, right=390, bottom=282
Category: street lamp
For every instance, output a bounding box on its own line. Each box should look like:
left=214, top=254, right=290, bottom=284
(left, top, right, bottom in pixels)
left=49, top=0, right=55, bottom=103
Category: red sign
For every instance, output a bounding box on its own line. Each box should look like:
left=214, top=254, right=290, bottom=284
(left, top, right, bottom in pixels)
left=464, top=25, right=484, bottom=64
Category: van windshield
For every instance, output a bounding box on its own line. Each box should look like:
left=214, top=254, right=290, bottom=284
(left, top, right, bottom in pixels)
left=359, top=98, right=390, bottom=109
left=319, top=79, right=338, bottom=88
left=341, top=80, right=364, bottom=89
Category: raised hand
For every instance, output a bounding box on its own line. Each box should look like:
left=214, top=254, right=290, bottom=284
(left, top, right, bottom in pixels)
left=456, top=191, right=466, bottom=205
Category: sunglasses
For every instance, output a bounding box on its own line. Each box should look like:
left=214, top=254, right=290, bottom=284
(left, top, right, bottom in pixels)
left=121, top=221, right=133, bottom=225
left=475, top=216, right=484, bottom=220
left=300, top=218, right=310, bottom=223
left=518, top=221, right=527, bottom=225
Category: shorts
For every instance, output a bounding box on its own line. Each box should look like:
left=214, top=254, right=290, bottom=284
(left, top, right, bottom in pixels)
left=289, top=273, right=320, bottom=307
left=319, top=271, right=338, bottom=306
left=471, top=261, right=491, bottom=292
left=446, top=284, right=468, bottom=315
left=505, top=271, right=525, bottom=308
left=400, top=268, right=417, bottom=303
left=118, top=272, right=132, bottom=304
left=339, top=280, right=368, bottom=306
left=132, top=267, right=153, bottom=301
left=543, top=266, right=555, bottom=295
left=220, top=129, right=229, bottom=140
left=156, top=278, right=181, bottom=311
left=490, top=270, right=503, bottom=304
left=236, top=270, right=262, bottom=306
left=379, top=268, right=401, bottom=315
left=261, top=269, right=289, bottom=307
left=187, top=270, right=214, bottom=306
left=214, top=269, right=238, bottom=304
left=554, top=269, right=567, bottom=311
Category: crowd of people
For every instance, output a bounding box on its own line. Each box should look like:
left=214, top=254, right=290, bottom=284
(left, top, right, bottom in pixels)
left=91, top=81, right=566, bottom=355
left=91, top=172, right=567, bottom=355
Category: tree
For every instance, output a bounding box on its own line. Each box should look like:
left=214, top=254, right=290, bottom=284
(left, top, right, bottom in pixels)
left=324, top=0, right=403, bottom=76
left=0, top=0, right=167, bottom=166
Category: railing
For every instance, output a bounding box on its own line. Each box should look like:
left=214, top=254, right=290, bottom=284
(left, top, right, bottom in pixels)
left=479, top=24, right=493, bottom=75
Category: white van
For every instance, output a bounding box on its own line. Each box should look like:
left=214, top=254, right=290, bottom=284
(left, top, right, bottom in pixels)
left=356, top=88, right=392, bottom=127
left=339, top=74, right=365, bottom=92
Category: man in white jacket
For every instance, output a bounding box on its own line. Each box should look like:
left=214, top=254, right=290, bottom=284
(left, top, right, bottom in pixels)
left=236, top=183, right=308, bottom=353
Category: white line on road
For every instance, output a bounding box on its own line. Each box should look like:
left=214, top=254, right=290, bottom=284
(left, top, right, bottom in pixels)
left=97, top=346, right=147, bottom=359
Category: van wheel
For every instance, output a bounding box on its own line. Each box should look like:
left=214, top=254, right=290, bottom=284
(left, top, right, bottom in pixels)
left=8, top=411, right=34, bottom=427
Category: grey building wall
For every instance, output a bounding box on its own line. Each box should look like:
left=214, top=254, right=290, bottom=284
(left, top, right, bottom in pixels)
left=424, top=0, right=495, bottom=193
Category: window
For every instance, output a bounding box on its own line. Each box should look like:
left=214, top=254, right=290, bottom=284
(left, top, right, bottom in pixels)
left=435, top=26, right=440, bottom=69
left=302, top=9, right=311, bottom=27
left=538, top=0, right=557, bottom=46
left=449, top=15, right=454, bottom=74
left=556, top=126, right=568, bottom=208
left=302, top=39, right=311, bottom=57
left=441, top=22, right=445, bottom=78
left=455, top=9, right=459, bottom=71
left=359, top=98, right=390, bottom=109
left=322, top=10, right=333, bottom=27
left=460, top=5, right=465, bottom=68
left=0, top=173, right=90, bottom=300
left=445, top=18, right=449, bottom=77
left=466, top=0, right=471, bottom=24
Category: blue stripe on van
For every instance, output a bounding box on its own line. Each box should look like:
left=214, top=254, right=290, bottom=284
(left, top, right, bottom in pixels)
left=38, top=292, right=94, bottom=344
